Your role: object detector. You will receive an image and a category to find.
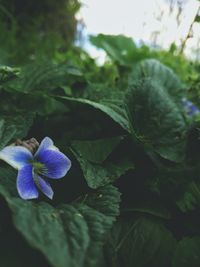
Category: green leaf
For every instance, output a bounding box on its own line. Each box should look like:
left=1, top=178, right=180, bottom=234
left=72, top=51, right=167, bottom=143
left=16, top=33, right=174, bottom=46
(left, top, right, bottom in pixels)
left=0, top=114, right=34, bottom=150
left=0, top=65, right=20, bottom=84
left=0, top=167, right=120, bottom=267
left=71, top=136, right=124, bottom=164
left=83, top=83, right=124, bottom=104
left=176, top=181, right=200, bottom=212
left=90, top=34, right=137, bottom=66
left=71, top=142, right=134, bottom=188
left=7, top=61, right=83, bottom=93
left=59, top=96, right=130, bottom=132
left=173, top=237, right=200, bottom=267
left=0, top=223, right=50, bottom=267
left=106, top=216, right=177, bottom=267
left=149, top=167, right=191, bottom=200
left=124, top=198, right=171, bottom=219
left=126, top=78, right=188, bottom=162
left=129, top=59, right=185, bottom=103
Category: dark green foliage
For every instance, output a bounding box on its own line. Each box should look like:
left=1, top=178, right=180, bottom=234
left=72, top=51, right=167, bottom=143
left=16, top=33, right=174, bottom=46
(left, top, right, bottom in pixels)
left=71, top=137, right=124, bottom=164
left=1, top=34, right=200, bottom=266
left=0, top=0, right=80, bottom=64
left=129, top=59, right=185, bottom=103
left=9, top=61, right=83, bottom=93
left=105, top=216, right=177, bottom=267
left=173, top=237, right=200, bottom=267
left=176, top=181, right=200, bottom=212
left=126, top=78, right=188, bottom=162
left=0, top=167, right=120, bottom=267
left=59, top=96, right=130, bottom=132
left=71, top=142, right=134, bottom=188
left=1, top=0, right=80, bottom=41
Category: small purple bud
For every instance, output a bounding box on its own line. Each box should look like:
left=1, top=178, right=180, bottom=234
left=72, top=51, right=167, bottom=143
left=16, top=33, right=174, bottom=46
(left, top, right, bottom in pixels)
left=182, top=98, right=200, bottom=117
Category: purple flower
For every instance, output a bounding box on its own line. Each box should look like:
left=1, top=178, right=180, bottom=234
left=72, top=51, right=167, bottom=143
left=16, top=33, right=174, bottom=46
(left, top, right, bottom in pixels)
left=182, top=97, right=200, bottom=117
left=0, top=137, right=71, bottom=200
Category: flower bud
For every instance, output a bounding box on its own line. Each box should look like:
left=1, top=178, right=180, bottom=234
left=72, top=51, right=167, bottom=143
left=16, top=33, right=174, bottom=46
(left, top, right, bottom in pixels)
left=15, top=138, right=39, bottom=154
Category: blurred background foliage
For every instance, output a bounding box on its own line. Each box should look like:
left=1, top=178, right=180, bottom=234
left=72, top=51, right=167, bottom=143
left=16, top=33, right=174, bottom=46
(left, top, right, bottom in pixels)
left=1, top=0, right=200, bottom=129
left=0, top=0, right=80, bottom=64
left=0, top=0, right=199, bottom=92
left=0, top=0, right=199, bottom=87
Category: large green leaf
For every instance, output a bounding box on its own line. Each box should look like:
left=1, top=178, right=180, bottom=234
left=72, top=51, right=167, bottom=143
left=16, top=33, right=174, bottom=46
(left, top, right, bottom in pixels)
left=106, top=216, right=177, bottom=267
left=129, top=59, right=185, bottom=102
left=123, top=198, right=171, bottom=219
left=71, top=136, right=124, bottom=164
left=126, top=78, right=188, bottom=162
left=0, top=167, right=120, bottom=267
left=59, top=96, right=130, bottom=132
left=6, top=62, right=83, bottom=93
left=173, top=237, right=200, bottom=267
left=90, top=34, right=137, bottom=66
left=71, top=143, right=134, bottom=188
left=83, top=82, right=124, bottom=105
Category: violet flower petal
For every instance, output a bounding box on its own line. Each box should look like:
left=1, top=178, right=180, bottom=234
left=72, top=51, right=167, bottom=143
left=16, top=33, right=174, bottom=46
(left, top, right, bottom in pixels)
left=34, top=137, right=55, bottom=157
left=17, top=165, right=39, bottom=199
left=36, top=149, right=71, bottom=179
left=36, top=175, right=54, bottom=199
left=0, top=146, right=33, bottom=170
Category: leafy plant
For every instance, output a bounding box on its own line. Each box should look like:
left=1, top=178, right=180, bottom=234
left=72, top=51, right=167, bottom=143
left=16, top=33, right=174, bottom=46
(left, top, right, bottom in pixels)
left=1, top=34, right=200, bottom=267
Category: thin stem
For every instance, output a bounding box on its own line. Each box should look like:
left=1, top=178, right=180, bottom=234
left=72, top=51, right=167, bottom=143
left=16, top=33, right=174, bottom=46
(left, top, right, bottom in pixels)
left=179, top=5, right=200, bottom=54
